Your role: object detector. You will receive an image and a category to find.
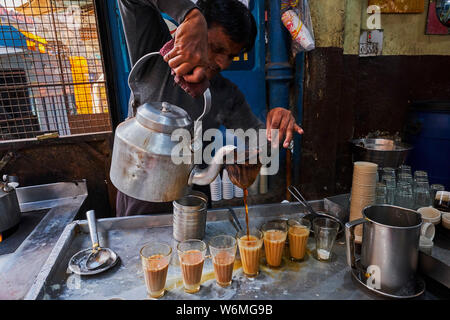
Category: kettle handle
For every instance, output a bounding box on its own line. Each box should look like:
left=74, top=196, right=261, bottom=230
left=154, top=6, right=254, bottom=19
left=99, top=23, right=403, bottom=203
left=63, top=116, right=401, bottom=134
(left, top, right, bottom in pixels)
left=127, top=51, right=162, bottom=117
left=127, top=52, right=212, bottom=125
left=345, top=218, right=366, bottom=269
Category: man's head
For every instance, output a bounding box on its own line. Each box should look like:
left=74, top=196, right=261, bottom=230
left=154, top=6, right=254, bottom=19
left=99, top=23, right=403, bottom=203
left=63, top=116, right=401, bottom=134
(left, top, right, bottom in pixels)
left=196, top=0, right=257, bottom=79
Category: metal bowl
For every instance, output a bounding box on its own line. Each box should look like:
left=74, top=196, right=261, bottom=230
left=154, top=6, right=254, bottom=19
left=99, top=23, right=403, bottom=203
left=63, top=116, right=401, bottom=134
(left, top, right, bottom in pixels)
left=351, top=138, right=413, bottom=168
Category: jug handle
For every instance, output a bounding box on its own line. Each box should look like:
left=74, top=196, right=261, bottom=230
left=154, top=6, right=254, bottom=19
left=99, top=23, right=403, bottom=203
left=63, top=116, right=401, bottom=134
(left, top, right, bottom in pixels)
left=345, top=218, right=366, bottom=269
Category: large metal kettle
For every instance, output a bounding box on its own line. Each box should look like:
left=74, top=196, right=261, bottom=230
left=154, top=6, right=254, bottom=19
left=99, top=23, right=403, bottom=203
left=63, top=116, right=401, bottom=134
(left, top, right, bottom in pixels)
left=110, top=52, right=236, bottom=202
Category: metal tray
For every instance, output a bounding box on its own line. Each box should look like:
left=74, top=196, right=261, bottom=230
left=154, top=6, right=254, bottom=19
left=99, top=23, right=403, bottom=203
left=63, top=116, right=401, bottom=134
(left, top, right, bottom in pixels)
left=26, top=201, right=381, bottom=300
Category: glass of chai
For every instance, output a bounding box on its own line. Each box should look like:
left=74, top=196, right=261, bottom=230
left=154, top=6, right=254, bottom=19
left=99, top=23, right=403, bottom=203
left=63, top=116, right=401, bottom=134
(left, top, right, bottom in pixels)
left=209, top=235, right=237, bottom=288
left=288, top=218, right=311, bottom=261
left=236, top=228, right=263, bottom=278
left=177, top=239, right=207, bottom=294
left=140, top=242, right=172, bottom=298
left=261, top=221, right=288, bottom=268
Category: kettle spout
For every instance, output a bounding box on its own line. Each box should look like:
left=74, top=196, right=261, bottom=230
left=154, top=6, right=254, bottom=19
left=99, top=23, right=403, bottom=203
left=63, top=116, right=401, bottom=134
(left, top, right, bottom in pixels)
left=188, top=145, right=237, bottom=186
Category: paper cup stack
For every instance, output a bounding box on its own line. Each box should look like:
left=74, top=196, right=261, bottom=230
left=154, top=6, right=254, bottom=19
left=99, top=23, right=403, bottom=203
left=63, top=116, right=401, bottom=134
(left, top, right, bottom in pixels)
left=350, top=162, right=378, bottom=243
left=222, top=169, right=234, bottom=200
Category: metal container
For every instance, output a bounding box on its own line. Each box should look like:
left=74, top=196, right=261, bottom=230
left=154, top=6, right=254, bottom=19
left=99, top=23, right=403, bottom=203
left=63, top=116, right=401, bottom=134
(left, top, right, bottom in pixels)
left=0, top=188, right=21, bottom=233
left=346, top=205, right=422, bottom=294
left=173, top=193, right=208, bottom=242
left=351, top=138, right=413, bottom=168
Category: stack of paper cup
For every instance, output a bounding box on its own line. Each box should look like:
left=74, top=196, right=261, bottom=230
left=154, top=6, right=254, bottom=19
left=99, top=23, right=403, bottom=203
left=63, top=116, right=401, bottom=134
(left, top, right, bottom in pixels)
left=222, top=169, right=234, bottom=200
left=281, top=10, right=315, bottom=51
left=234, top=185, right=244, bottom=198
left=210, top=174, right=222, bottom=202
left=350, top=162, right=378, bottom=243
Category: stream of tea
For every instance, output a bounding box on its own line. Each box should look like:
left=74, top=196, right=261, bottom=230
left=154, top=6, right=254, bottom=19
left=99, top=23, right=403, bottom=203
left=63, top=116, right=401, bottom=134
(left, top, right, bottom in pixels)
left=225, top=152, right=262, bottom=239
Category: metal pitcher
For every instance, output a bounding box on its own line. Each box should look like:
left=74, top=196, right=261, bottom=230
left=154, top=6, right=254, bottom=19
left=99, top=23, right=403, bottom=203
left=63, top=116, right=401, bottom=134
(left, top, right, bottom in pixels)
left=346, top=205, right=422, bottom=293
left=110, top=52, right=236, bottom=202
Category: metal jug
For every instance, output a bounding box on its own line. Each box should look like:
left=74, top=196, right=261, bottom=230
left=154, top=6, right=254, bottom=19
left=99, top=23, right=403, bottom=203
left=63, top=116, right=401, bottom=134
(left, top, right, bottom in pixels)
left=346, top=205, right=422, bottom=294
left=110, top=52, right=236, bottom=202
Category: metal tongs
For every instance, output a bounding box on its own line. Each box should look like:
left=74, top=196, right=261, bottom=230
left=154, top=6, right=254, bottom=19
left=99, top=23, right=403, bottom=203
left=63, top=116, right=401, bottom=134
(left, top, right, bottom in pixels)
left=227, top=207, right=243, bottom=232
left=288, top=185, right=344, bottom=234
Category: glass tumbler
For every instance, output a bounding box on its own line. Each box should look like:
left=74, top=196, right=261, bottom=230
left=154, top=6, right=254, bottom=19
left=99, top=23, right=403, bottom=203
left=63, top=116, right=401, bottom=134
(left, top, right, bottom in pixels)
left=177, top=240, right=207, bottom=294
left=399, top=165, right=412, bottom=176
left=382, top=175, right=396, bottom=205
left=395, top=180, right=414, bottom=209
left=313, top=218, right=340, bottom=262
left=375, top=182, right=387, bottom=205
left=140, top=242, right=172, bottom=298
left=209, top=235, right=237, bottom=288
left=288, top=218, right=311, bottom=261
left=431, top=184, right=445, bottom=205
left=414, top=181, right=432, bottom=209
left=261, top=221, right=288, bottom=268
left=382, top=167, right=396, bottom=180
left=236, top=229, right=263, bottom=278
left=398, top=173, right=414, bottom=186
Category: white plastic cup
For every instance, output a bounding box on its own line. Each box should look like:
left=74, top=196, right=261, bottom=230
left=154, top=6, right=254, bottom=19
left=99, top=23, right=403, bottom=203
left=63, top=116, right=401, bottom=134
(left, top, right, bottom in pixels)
left=282, top=10, right=315, bottom=51
left=222, top=169, right=234, bottom=200
left=210, top=174, right=222, bottom=202
left=234, top=185, right=244, bottom=198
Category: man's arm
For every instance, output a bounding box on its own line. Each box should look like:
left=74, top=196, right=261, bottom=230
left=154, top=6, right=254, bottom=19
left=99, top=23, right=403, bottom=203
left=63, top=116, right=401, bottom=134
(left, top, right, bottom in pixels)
left=118, top=0, right=201, bottom=65
left=221, top=78, right=303, bottom=148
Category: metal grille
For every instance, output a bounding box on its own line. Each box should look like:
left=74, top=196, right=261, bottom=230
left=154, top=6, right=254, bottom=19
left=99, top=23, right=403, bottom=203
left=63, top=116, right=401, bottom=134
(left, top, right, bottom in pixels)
left=0, top=0, right=111, bottom=141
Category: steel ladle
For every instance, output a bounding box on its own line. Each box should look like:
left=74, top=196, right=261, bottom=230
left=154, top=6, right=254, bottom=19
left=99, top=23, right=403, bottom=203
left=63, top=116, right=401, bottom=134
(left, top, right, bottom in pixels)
left=85, top=210, right=111, bottom=270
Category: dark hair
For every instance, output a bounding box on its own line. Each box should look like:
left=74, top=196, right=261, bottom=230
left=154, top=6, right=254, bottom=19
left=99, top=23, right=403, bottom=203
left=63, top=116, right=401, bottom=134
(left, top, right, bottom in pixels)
left=196, top=0, right=257, bottom=52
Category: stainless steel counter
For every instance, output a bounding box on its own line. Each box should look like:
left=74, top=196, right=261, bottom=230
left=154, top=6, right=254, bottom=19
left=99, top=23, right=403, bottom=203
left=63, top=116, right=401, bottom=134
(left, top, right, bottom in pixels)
left=25, top=200, right=446, bottom=300
left=0, top=181, right=88, bottom=300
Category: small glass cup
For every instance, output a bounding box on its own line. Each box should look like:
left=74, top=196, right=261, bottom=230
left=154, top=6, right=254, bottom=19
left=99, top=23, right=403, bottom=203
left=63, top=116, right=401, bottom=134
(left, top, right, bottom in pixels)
left=177, top=240, right=207, bottom=294
left=313, top=218, right=339, bottom=262
left=398, top=173, right=414, bottom=186
left=399, top=165, right=412, bottom=176
left=261, top=221, right=287, bottom=268
left=236, top=228, right=263, bottom=278
left=431, top=184, right=445, bottom=204
left=382, top=167, right=396, bottom=180
left=375, top=182, right=387, bottom=205
left=395, top=180, right=414, bottom=209
left=140, top=242, right=172, bottom=298
left=414, top=170, right=429, bottom=181
left=382, top=175, right=396, bottom=205
left=209, top=235, right=237, bottom=288
left=414, top=181, right=432, bottom=209
left=288, top=218, right=311, bottom=261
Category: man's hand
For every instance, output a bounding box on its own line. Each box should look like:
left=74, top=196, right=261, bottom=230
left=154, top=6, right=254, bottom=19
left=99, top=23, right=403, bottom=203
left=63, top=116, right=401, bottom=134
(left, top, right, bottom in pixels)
left=266, top=108, right=304, bottom=149
left=163, top=9, right=208, bottom=84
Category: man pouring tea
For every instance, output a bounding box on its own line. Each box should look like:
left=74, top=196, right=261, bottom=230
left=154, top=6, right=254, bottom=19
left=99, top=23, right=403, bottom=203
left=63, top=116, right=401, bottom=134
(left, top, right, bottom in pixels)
left=116, top=0, right=303, bottom=216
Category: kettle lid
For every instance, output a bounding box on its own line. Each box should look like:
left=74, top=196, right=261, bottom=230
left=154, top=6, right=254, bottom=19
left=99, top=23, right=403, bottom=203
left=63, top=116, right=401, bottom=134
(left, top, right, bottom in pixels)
left=136, top=102, right=192, bottom=134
